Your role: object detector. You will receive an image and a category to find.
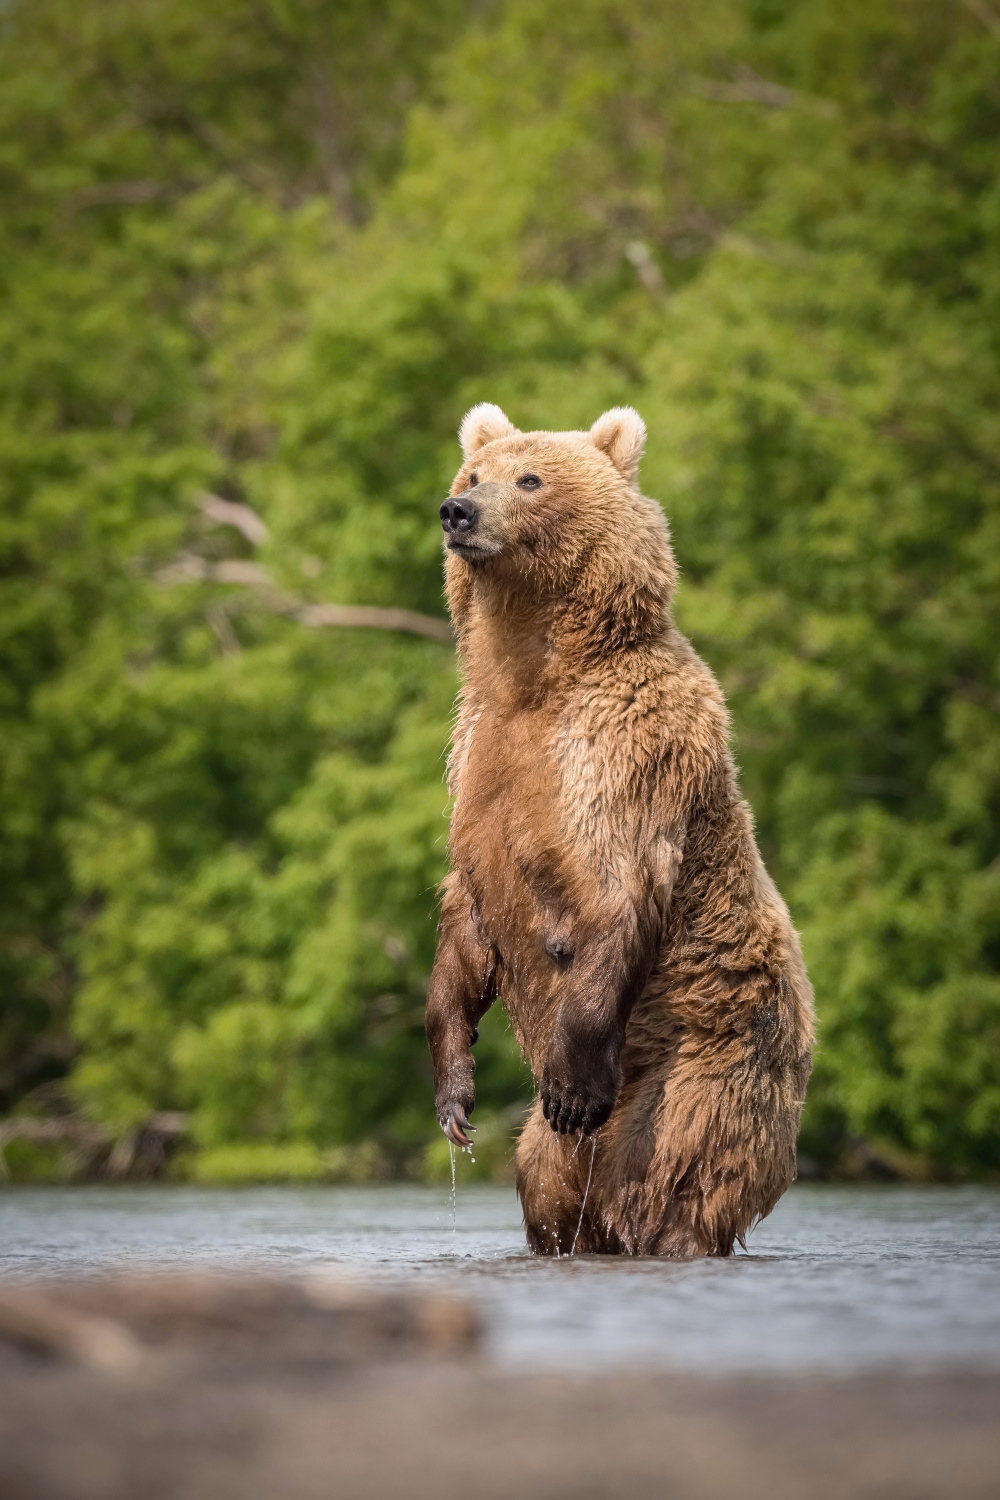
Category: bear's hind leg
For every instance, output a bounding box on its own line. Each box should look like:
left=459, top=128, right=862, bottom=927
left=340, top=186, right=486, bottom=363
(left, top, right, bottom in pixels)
left=636, top=1036, right=802, bottom=1258
left=644, top=1168, right=745, bottom=1258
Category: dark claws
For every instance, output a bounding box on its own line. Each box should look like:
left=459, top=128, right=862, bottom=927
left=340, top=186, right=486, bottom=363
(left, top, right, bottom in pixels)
left=542, top=1092, right=583, bottom=1135
left=441, top=1104, right=476, bottom=1148
left=541, top=1090, right=615, bottom=1137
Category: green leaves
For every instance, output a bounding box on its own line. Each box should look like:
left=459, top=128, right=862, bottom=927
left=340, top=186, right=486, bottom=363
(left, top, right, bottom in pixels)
left=2, top=0, right=998, bottom=1178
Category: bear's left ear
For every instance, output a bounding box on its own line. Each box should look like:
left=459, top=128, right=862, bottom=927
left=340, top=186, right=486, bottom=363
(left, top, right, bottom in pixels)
left=459, top=403, right=520, bottom=460
left=589, top=407, right=646, bottom=481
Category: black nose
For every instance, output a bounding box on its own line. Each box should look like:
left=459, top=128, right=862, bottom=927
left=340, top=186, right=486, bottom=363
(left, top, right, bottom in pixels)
left=440, top=493, right=478, bottom=535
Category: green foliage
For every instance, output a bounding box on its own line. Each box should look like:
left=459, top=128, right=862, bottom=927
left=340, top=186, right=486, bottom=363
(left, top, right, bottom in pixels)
left=1, top=0, right=997, bottom=1178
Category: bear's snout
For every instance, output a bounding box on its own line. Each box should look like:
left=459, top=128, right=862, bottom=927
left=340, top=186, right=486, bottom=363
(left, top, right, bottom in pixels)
left=440, top=480, right=509, bottom=559
left=440, top=491, right=478, bottom=539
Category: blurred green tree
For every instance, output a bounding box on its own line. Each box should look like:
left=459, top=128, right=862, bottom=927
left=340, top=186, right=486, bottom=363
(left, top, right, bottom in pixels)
left=1, top=0, right=997, bottom=1179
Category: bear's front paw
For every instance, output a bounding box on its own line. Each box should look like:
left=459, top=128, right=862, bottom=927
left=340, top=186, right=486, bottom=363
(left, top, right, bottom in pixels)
left=540, top=1075, right=617, bottom=1136
left=437, top=1100, right=476, bottom=1148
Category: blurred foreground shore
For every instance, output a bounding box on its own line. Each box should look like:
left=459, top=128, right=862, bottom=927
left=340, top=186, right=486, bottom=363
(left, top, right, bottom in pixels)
left=0, top=1273, right=997, bottom=1500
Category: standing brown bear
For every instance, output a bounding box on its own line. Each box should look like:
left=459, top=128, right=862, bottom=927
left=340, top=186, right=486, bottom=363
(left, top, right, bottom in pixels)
left=426, top=403, right=814, bottom=1257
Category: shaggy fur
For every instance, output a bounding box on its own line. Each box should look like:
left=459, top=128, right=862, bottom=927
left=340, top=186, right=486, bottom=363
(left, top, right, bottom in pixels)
left=425, top=405, right=814, bottom=1257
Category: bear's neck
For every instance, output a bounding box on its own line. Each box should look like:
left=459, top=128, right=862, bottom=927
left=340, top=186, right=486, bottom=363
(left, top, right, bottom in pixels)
left=457, top=566, right=672, bottom=709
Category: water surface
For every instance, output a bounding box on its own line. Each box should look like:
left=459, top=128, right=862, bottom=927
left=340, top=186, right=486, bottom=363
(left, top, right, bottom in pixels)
left=2, top=1182, right=997, bottom=1374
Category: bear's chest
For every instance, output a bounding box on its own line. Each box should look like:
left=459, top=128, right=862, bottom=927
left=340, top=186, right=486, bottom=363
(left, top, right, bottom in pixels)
left=449, top=703, right=575, bottom=936
left=450, top=697, right=634, bottom=982
left=451, top=700, right=557, bottom=839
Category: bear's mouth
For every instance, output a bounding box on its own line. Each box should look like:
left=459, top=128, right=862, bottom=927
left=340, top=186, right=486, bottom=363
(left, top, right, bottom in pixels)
left=446, top=536, right=501, bottom=560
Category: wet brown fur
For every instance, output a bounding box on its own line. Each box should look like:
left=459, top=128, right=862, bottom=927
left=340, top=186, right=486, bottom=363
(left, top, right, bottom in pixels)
left=425, top=405, right=814, bottom=1257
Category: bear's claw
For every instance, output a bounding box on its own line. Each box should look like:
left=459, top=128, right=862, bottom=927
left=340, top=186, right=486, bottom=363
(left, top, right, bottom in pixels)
left=440, top=1104, right=476, bottom=1148
left=541, top=1089, right=614, bottom=1136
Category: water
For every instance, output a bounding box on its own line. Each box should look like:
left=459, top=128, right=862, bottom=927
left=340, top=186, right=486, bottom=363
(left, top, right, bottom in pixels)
left=1, top=1182, right=998, bottom=1374
left=570, top=1136, right=597, bottom=1255
left=449, top=1143, right=456, bottom=1240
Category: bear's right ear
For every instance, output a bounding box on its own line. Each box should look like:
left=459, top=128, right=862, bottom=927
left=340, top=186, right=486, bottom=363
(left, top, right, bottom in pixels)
left=589, top=407, right=646, bottom=482
left=459, top=403, right=519, bottom=460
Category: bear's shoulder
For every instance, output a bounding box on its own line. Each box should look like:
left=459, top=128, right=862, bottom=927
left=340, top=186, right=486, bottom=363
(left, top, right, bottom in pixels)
left=572, top=628, right=727, bottom=743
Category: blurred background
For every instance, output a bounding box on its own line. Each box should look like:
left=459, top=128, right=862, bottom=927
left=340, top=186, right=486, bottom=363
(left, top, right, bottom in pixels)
left=0, top=0, right=997, bottom=1189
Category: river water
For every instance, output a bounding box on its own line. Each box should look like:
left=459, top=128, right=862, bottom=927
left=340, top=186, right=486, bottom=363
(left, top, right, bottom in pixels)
left=1, top=1182, right=998, bottom=1374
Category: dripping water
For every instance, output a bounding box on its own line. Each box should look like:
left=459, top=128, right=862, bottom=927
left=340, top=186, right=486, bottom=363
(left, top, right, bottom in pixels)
left=449, top=1142, right=457, bottom=1243
left=449, top=1142, right=477, bottom=1249
left=571, top=1135, right=597, bottom=1255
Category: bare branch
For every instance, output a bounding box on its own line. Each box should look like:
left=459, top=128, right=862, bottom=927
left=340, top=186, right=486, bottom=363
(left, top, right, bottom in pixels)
left=155, top=556, right=273, bottom=587
left=624, top=241, right=665, bottom=294
left=308, top=61, right=362, bottom=225
left=155, top=555, right=454, bottom=644
left=0, top=1114, right=185, bottom=1150
left=962, top=0, right=1000, bottom=35
left=63, top=179, right=179, bottom=211
left=690, top=66, right=837, bottom=115
left=156, top=553, right=211, bottom=584
left=197, top=492, right=270, bottom=547
left=296, top=603, right=454, bottom=643
left=206, top=605, right=242, bottom=658
left=0, top=1117, right=106, bottom=1151
left=214, top=560, right=275, bottom=586
left=691, top=75, right=794, bottom=108
left=718, top=231, right=815, bottom=270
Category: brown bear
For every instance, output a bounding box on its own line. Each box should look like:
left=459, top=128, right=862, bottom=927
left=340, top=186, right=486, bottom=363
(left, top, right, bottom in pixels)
left=425, top=403, right=814, bottom=1257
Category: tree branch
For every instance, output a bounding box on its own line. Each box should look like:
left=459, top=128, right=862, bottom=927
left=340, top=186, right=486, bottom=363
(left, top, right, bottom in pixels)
left=689, top=66, right=837, bottom=116
left=295, top=602, right=453, bottom=643
left=198, top=492, right=270, bottom=547
left=961, top=0, right=1000, bottom=36
left=155, top=555, right=454, bottom=644
left=157, top=492, right=454, bottom=644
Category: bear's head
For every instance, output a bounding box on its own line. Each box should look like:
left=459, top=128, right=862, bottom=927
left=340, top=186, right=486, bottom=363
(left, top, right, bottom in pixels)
left=441, top=404, right=677, bottom=648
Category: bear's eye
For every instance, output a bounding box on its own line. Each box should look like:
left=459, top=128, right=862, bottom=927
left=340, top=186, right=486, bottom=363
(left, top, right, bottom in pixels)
left=517, top=473, right=542, bottom=490
left=469, top=473, right=479, bottom=487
